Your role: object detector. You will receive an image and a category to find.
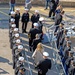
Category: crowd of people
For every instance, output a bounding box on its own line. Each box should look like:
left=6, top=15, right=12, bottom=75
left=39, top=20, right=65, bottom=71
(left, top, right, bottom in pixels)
left=9, top=18, right=26, bottom=75
left=8, top=0, right=75, bottom=75
left=9, top=8, right=51, bottom=75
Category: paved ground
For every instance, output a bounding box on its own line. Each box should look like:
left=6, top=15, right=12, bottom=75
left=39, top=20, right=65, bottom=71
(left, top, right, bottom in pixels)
left=0, top=4, right=75, bottom=75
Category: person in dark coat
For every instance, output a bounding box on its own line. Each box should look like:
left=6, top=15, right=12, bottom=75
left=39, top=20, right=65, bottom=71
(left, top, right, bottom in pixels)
left=36, top=52, right=51, bottom=75
left=54, top=11, right=65, bottom=32
left=49, top=0, right=56, bottom=18
left=9, top=11, right=15, bottom=23
left=15, top=8, right=20, bottom=28
left=15, top=45, right=25, bottom=60
left=68, top=60, right=75, bottom=75
left=56, top=23, right=64, bottom=49
left=59, top=29, right=68, bottom=46
left=9, top=24, right=16, bottom=49
left=62, top=41, right=71, bottom=66
left=12, top=39, right=21, bottom=69
left=11, top=33, right=20, bottom=49
left=31, top=10, right=40, bottom=28
left=21, top=9, right=29, bottom=33
left=63, top=35, right=70, bottom=49
left=28, top=23, right=42, bottom=51
left=38, top=17, right=45, bottom=32
left=32, top=34, right=41, bottom=52
left=65, top=51, right=74, bottom=75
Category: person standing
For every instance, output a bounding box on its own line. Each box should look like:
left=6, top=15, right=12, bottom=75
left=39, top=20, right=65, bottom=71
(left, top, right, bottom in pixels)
left=54, top=10, right=65, bottom=32
left=15, top=57, right=25, bottom=75
left=15, top=8, right=20, bottom=28
left=10, top=0, right=15, bottom=12
left=32, top=43, right=44, bottom=67
left=28, top=23, right=42, bottom=51
left=36, top=52, right=51, bottom=75
left=32, top=34, right=41, bottom=51
left=49, top=0, right=56, bottom=18
left=45, top=0, right=50, bottom=10
left=21, top=9, right=29, bottom=33
left=31, top=10, right=40, bottom=28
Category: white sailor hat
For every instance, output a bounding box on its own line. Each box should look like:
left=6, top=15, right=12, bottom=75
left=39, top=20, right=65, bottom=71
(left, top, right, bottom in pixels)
left=39, top=17, right=44, bottom=21
left=19, top=57, right=24, bottom=61
left=15, top=33, right=19, bottom=37
left=11, top=24, right=16, bottom=28
left=33, top=23, right=38, bottom=27
left=35, top=10, right=39, bottom=13
left=25, top=8, right=29, bottom=11
left=11, top=11, right=15, bottom=15
left=18, top=45, right=23, bottom=49
left=16, top=8, right=20, bottom=11
left=43, top=52, right=49, bottom=57
left=14, top=28, right=19, bottom=32
left=16, top=39, right=21, bottom=43
left=10, top=18, right=15, bottom=22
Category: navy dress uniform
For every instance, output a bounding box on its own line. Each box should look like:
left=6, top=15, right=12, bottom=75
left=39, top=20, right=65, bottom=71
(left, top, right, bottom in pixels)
left=15, top=8, right=20, bottom=28
left=15, top=57, right=25, bottom=75
left=9, top=24, right=16, bottom=49
left=36, top=52, right=51, bottom=75
left=17, top=67, right=26, bottom=75
left=31, top=10, right=40, bottom=28
left=21, top=9, right=29, bottom=33
left=9, top=11, right=15, bottom=23
left=9, top=23, right=16, bottom=39
left=11, top=33, right=20, bottom=49
left=9, top=18, right=15, bottom=29
left=38, top=17, right=45, bottom=32
left=12, top=39, right=21, bottom=69
left=15, top=45, right=25, bottom=63
left=28, top=23, right=42, bottom=51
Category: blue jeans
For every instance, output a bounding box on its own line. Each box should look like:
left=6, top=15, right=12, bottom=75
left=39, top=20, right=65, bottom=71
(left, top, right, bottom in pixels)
left=45, top=1, right=49, bottom=9
left=10, top=3, right=15, bottom=12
